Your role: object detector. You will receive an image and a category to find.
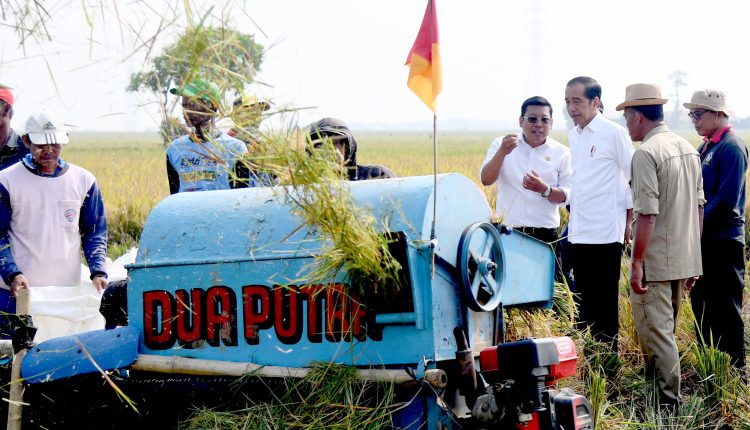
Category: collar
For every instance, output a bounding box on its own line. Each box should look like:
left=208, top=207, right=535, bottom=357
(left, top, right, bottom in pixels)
left=22, top=153, right=67, bottom=177
left=704, top=126, right=732, bottom=144
left=575, top=111, right=604, bottom=134
left=192, top=128, right=222, bottom=143
left=1, top=129, right=20, bottom=149
left=642, top=124, right=670, bottom=142
left=519, top=133, right=547, bottom=150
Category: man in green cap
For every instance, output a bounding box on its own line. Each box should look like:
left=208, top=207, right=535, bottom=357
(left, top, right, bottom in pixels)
left=166, top=79, right=253, bottom=193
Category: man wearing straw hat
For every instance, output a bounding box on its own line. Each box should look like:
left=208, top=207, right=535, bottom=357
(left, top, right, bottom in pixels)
left=618, top=83, right=704, bottom=407
left=685, top=89, right=748, bottom=370
left=0, top=84, right=29, bottom=170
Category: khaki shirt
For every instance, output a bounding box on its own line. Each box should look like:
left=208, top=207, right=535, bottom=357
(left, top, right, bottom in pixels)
left=631, top=125, right=705, bottom=281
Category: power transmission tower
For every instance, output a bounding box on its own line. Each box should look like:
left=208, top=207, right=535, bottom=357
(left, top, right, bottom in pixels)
left=668, top=71, right=687, bottom=128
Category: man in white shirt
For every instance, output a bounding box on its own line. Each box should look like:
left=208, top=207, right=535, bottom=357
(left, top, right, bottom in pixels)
left=480, top=96, right=572, bottom=252
left=565, top=76, right=634, bottom=363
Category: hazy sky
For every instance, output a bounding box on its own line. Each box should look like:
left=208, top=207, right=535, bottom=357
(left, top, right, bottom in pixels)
left=1, top=0, right=749, bottom=132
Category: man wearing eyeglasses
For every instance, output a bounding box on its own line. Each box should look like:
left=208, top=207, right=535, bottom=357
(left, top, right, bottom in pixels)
left=564, top=76, right=634, bottom=369
left=685, top=89, right=748, bottom=370
left=480, top=96, right=572, bottom=250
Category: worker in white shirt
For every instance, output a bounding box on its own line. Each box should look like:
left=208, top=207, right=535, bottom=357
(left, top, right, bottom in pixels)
left=480, top=96, right=572, bottom=280
left=564, top=76, right=634, bottom=368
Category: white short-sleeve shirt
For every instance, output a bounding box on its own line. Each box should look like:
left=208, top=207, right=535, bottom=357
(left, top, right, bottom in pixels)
left=481, top=134, right=572, bottom=229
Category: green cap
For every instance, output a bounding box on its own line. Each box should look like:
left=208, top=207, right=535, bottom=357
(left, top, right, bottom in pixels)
left=170, top=79, right=221, bottom=104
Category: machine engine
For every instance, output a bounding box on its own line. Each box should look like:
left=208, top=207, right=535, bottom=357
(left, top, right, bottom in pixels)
left=473, top=337, right=593, bottom=430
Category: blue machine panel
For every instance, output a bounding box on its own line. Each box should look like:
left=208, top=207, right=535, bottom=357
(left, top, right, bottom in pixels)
left=22, top=326, right=139, bottom=384
left=126, top=174, right=553, bottom=369
left=499, top=232, right=555, bottom=308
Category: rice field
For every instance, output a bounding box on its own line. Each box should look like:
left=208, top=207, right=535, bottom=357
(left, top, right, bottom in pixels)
left=64, top=128, right=750, bottom=428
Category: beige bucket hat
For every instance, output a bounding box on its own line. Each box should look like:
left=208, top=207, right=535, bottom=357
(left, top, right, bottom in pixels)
left=615, top=83, right=668, bottom=111
left=683, top=89, right=733, bottom=116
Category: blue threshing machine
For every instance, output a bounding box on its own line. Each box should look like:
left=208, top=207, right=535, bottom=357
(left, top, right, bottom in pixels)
left=15, top=173, right=592, bottom=429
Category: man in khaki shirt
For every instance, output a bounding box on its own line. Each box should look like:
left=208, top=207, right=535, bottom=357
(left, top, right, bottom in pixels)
left=618, top=83, right=704, bottom=407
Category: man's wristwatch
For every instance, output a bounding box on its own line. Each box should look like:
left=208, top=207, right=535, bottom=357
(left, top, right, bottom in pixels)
left=541, top=185, right=552, bottom=198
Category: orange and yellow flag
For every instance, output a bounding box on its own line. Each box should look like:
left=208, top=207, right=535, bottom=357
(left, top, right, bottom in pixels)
left=405, top=0, right=442, bottom=113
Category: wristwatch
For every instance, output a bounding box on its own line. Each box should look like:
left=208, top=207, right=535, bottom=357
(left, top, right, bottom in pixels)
left=541, top=185, right=552, bottom=198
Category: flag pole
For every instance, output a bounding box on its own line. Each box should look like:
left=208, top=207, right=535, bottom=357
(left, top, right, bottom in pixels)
left=430, top=113, right=437, bottom=278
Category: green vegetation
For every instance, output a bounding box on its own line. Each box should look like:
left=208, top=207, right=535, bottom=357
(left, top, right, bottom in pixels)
left=183, top=362, right=397, bottom=430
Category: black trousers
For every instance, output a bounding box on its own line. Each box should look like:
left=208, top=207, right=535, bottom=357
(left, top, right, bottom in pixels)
left=691, top=239, right=746, bottom=368
left=570, top=242, right=623, bottom=352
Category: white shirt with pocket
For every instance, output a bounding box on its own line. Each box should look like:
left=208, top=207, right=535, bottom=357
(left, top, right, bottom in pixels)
left=481, top=134, right=572, bottom=229
left=567, top=113, right=634, bottom=244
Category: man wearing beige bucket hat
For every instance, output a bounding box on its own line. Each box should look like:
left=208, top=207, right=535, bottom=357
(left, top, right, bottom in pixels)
left=684, top=89, right=748, bottom=370
left=618, top=83, right=704, bottom=406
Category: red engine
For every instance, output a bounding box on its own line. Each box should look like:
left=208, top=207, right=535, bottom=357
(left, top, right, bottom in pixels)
left=472, top=337, right=593, bottom=430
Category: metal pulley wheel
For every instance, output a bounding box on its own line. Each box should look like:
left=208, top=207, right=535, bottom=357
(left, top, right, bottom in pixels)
left=456, top=222, right=505, bottom=312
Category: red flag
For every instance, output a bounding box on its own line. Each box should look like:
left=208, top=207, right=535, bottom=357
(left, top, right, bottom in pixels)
left=405, top=0, right=442, bottom=113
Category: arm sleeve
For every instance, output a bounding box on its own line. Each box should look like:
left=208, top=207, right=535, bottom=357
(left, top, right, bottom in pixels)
left=557, top=148, right=573, bottom=205
left=479, top=138, right=502, bottom=181
left=166, top=154, right=180, bottom=195
left=80, top=181, right=108, bottom=279
left=616, top=128, right=635, bottom=209
left=631, top=150, right=659, bottom=215
left=0, top=184, right=19, bottom=284
left=704, top=143, right=748, bottom=223
left=616, top=128, right=635, bottom=183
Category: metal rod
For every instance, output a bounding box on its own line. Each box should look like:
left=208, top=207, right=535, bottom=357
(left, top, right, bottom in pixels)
left=132, top=354, right=416, bottom=383
left=7, top=289, right=30, bottom=430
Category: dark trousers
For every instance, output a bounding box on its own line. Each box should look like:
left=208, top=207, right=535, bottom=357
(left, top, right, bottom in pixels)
left=571, top=242, right=623, bottom=352
left=0, top=288, right=15, bottom=339
left=691, top=239, right=746, bottom=368
left=514, top=227, right=564, bottom=283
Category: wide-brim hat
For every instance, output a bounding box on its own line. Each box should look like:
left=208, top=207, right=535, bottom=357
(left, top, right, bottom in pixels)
left=683, top=89, right=734, bottom=116
left=25, top=109, right=70, bottom=144
left=615, top=83, right=668, bottom=111
left=233, top=94, right=271, bottom=111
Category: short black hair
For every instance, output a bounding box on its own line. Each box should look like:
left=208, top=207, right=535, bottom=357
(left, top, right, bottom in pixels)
left=521, top=96, right=553, bottom=117
left=631, top=105, right=664, bottom=121
left=567, top=76, right=602, bottom=102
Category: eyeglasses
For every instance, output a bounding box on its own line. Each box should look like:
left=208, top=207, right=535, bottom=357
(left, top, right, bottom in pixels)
left=523, top=116, right=552, bottom=124
left=688, top=110, right=711, bottom=121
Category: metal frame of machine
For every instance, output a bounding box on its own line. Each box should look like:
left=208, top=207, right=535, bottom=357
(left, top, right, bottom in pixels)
left=13, top=174, right=592, bottom=429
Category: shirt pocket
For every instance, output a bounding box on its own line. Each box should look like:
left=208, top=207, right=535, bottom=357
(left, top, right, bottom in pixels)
left=58, top=200, right=81, bottom=230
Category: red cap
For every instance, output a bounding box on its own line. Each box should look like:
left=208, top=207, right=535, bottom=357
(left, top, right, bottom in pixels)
left=0, top=89, right=13, bottom=107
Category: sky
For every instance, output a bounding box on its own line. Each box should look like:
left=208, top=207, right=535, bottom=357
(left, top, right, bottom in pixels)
left=1, top=0, right=750, bottom=132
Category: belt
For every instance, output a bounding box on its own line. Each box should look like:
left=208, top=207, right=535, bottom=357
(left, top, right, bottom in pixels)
left=514, top=226, right=557, bottom=236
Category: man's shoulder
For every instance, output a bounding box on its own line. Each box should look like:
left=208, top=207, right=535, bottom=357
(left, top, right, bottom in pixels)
left=594, top=114, right=629, bottom=136
left=0, top=162, right=21, bottom=184
left=722, top=132, right=749, bottom=154
left=167, top=134, right=191, bottom=149
left=544, top=136, right=570, bottom=153
left=216, top=133, right=248, bottom=152
left=63, top=163, right=97, bottom=183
